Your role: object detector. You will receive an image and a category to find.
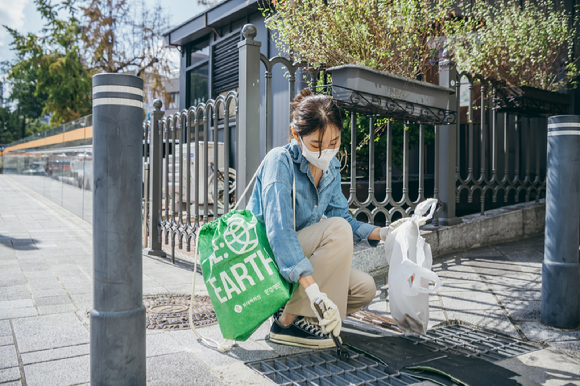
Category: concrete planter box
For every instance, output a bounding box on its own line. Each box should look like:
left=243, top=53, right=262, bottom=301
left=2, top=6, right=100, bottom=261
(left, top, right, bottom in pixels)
left=327, top=65, right=455, bottom=121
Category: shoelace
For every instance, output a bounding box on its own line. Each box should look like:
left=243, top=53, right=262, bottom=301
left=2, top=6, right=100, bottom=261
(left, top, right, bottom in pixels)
left=294, top=317, right=327, bottom=338
left=273, top=308, right=283, bottom=321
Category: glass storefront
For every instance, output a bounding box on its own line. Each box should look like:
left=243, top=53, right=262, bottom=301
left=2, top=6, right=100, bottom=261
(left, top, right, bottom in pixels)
left=1, top=116, right=94, bottom=223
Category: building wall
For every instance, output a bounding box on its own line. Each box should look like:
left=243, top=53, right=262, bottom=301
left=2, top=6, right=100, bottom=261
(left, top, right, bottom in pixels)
left=175, top=9, right=308, bottom=163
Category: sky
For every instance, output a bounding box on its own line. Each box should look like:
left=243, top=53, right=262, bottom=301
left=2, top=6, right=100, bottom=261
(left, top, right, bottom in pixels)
left=0, top=0, right=210, bottom=64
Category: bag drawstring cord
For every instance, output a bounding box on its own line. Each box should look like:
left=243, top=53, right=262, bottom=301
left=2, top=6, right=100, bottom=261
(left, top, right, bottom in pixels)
left=189, top=236, right=237, bottom=352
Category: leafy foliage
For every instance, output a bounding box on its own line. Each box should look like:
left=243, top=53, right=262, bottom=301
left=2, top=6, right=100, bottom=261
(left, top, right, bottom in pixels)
left=2, top=0, right=173, bottom=135
left=81, top=0, right=174, bottom=100
left=445, top=0, right=579, bottom=91
left=260, top=0, right=454, bottom=79
left=0, top=105, right=49, bottom=145
left=4, top=0, right=92, bottom=125
left=339, top=114, right=434, bottom=180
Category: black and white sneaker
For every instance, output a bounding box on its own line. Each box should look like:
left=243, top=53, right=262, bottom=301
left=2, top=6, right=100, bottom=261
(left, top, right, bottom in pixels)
left=272, top=307, right=284, bottom=322
left=269, top=316, right=336, bottom=349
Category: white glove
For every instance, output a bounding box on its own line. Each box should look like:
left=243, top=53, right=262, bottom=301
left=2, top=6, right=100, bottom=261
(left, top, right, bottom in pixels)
left=379, top=217, right=426, bottom=241
left=304, top=283, right=341, bottom=336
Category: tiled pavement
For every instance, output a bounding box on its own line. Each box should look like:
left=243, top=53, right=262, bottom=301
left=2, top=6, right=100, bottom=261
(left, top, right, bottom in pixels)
left=1, top=174, right=579, bottom=385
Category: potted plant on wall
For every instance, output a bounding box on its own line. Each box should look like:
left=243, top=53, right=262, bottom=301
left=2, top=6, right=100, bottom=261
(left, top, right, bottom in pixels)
left=445, top=0, right=578, bottom=117
left=259, top=0, right=458, bottom=123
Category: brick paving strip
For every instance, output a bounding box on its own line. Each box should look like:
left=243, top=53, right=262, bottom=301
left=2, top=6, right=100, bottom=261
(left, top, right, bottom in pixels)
left=1, top=174, right=579, bottom=386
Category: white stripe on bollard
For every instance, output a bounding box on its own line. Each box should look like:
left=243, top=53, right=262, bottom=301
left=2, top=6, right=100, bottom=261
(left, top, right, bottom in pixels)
left=547, top=130, right=580, bottom=136
left=547, top=122, right=580, bottom=129
left=93, top=98, right=144, bottom=108
left=92, top=85, right=145, bottom=96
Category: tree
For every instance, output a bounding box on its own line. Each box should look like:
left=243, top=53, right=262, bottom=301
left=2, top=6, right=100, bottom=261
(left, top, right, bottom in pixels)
left=5, top=0, right=92, bottom=125
left=260, top=0, right=455, bottom=79
left=0, top=60, right=47, bottom=140
left=81, top=0, right=174, bottom=100
left=3, top=0, right=174, bottom=132
left=0, top=106, right=20, bottom=144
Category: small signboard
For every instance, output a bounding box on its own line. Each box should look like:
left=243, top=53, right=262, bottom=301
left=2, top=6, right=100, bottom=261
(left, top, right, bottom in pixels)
left=459, top=78, right=471, bottom=107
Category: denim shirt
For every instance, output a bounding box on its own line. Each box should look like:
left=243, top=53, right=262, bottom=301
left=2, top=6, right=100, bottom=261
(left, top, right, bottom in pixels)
left=246, top=139, right=379, bottom=283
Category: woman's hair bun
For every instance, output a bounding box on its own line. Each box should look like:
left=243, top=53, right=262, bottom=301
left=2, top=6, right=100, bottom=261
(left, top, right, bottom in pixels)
left=290, top=88, right=314, bottom=113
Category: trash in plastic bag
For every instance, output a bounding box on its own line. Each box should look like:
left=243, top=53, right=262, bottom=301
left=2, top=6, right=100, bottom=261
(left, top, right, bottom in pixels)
left=384, top=198, right=442, bottom=335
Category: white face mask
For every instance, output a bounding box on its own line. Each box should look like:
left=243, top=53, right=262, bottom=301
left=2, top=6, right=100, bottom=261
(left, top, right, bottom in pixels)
left=300, top=137, right=339, bottom=172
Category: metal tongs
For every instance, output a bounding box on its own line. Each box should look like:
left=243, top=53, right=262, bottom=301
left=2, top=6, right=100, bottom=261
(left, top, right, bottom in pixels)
left=314, top=298, right=350, bottom=362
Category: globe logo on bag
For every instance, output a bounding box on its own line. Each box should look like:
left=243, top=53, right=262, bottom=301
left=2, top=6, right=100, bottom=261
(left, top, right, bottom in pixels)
left=223, top=215, right=259, bottom=255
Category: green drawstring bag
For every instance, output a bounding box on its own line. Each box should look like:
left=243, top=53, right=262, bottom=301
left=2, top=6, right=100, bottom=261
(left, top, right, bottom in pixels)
left=190, top=151, right=295, bottom=349
left=197, top=210, right=293, bottom=342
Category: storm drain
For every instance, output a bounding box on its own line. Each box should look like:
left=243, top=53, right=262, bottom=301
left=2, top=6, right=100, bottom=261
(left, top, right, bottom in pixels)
left=143, top=294, right=217, bottom=330
left=247, top=349, right=422, bottom=385
left=403, top=323, right=541, bottom=362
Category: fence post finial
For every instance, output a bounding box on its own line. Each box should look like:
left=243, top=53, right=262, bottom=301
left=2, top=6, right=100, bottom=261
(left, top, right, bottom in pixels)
left=153, top=99, right=163, bottom=111
left=242, top=24, right=257, bottom=40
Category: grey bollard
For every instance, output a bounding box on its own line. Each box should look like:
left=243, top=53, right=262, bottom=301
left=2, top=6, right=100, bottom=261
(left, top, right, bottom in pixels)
left=90, top=74, right=146, bottom=385
left=541, top=115, right=580, bottom=329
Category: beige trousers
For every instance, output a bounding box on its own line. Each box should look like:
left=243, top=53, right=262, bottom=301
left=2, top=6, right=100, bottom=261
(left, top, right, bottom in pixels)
left=284, top=217, right=376, bottom=319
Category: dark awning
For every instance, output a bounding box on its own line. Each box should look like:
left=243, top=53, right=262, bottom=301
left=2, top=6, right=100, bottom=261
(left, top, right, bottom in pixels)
left=163, top=0, right=259, bottom=47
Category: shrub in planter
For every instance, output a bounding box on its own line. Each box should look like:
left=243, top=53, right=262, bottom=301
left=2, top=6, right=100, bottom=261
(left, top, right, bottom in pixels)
left=445, top=0, right=578, bottom=115
left=260, top=0, right=458, bottom=122
left=260, top=0, right=454, bottom=80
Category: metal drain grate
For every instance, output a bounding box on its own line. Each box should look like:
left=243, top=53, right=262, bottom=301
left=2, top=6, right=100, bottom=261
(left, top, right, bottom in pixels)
left=143, top=294, right=217, bottom=330
left=404, top=324, right=541, bottom=362
left=247, top=349, right=422, bottom=385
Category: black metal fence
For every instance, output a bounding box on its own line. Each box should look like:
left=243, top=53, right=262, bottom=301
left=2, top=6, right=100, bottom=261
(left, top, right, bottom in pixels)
left=454, top=74, right=548, bottom=216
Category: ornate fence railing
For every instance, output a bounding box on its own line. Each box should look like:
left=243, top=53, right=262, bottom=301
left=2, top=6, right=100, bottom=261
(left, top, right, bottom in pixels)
left=144, top=95, right=238, bottom=262
left=453, top=73, right=549, bottom=215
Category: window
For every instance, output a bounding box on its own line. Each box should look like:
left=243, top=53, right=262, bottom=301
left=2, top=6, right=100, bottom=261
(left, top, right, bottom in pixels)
left=189, top=65, right=209, bottom=107
left=188, top=37, right=210, bottom=67
left=186, top=36, right=210, bottom=108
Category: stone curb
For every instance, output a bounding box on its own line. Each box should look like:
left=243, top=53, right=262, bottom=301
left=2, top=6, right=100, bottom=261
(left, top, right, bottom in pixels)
left=353, top=200, right=546, bottom=277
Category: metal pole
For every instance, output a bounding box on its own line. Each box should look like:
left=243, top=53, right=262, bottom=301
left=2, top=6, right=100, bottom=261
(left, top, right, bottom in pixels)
left=437, top=59, right=462, bottom=226
left=541, top=115, right=580, bottom=329
left=90, top=73, right=146, bottom=385
left=145, top=100, right=166, bottom=257
left=143, top=162, right=150, bottom=249
left=236, top=24, right=262, bottom=208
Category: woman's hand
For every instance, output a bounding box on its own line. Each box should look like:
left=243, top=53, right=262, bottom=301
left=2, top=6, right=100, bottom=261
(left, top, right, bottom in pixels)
left=369, top=217, right=428, bottom=242
left=304, top=283, right=341, bottom=336
left=298, top=276, right=341, bottom=336
left=368, top=227, right=381, bottom=241
left=298, top=275, right=315, bottom=289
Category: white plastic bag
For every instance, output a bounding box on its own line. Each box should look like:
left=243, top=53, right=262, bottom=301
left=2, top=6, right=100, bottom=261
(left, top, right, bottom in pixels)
left=384, top=198, right=442, bottom=335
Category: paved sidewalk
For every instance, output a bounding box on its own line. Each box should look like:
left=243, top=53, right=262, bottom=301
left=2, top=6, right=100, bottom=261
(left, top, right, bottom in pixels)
left=1, top=174, right=579, bottom=386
